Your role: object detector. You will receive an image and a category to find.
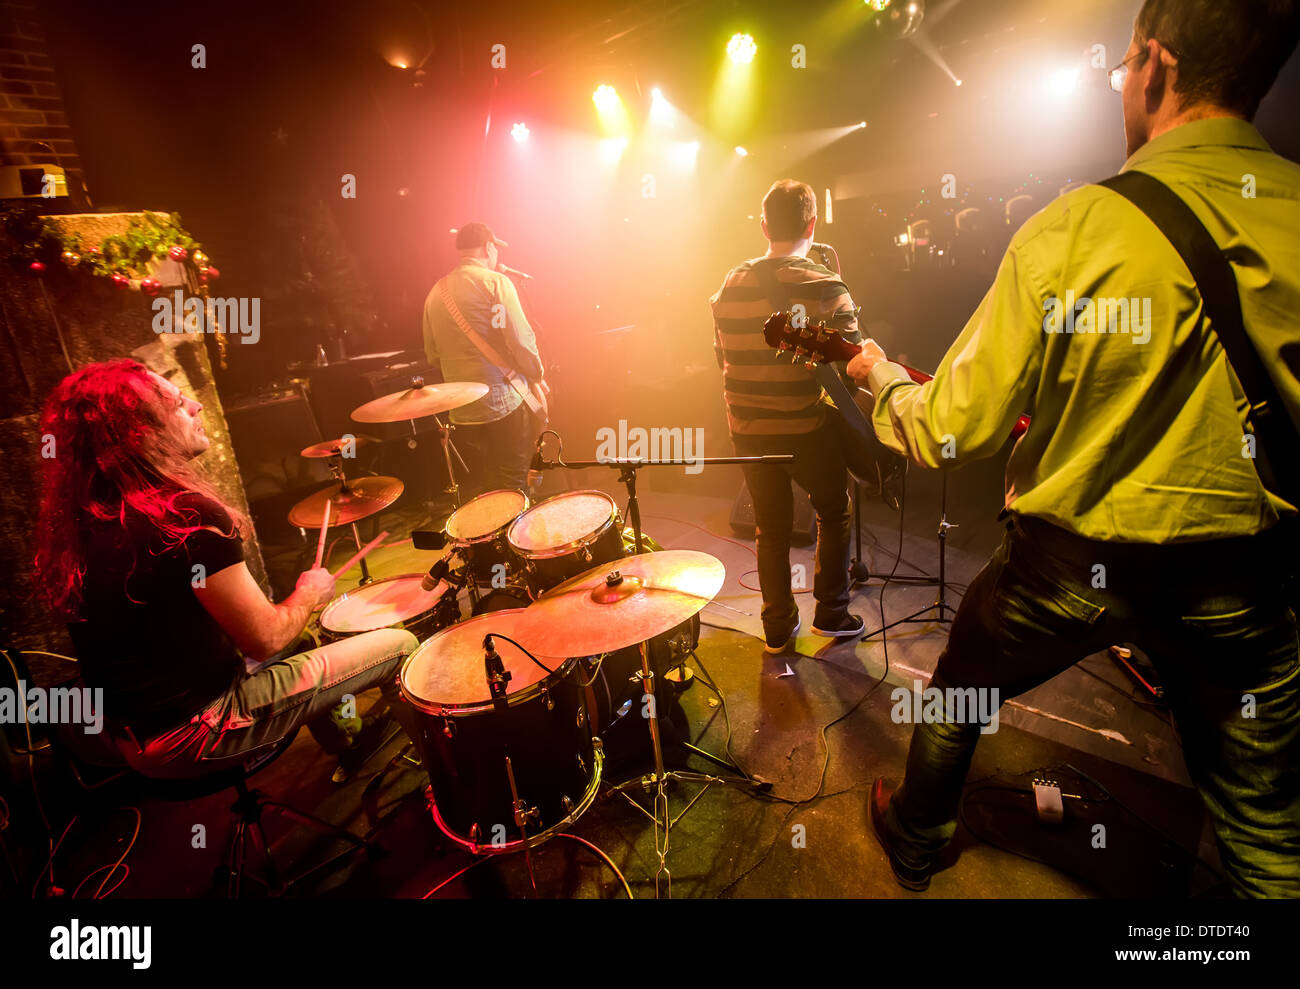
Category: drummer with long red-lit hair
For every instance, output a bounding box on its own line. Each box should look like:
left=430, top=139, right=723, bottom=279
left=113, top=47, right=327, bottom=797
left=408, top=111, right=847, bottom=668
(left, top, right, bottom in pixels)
left=34, top=358, right=417, bottom=781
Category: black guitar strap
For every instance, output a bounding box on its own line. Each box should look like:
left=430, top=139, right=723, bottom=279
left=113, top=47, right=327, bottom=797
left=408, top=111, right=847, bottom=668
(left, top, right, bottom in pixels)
left=1098, top=171, right=1300, bottom=510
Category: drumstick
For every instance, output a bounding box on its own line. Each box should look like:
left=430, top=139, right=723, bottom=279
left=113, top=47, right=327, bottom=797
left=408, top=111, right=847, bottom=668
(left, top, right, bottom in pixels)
left=331, top=530, right=388, bottom=578
left=313, top=500, right=333, bottom=569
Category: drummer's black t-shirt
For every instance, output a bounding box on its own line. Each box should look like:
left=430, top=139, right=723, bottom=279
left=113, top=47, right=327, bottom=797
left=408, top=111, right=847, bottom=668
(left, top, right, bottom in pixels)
left=69, top=493, right=247, bottom=737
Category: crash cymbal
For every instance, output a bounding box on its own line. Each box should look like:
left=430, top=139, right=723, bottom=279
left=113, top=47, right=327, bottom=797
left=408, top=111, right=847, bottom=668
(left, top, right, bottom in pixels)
left=511, top=550, right=725, bottom=658
left=350, top=380, right=489, bottom=424
left=300, top=435, right=374, bottom=459
left=288, top=476, right=404, bottom=528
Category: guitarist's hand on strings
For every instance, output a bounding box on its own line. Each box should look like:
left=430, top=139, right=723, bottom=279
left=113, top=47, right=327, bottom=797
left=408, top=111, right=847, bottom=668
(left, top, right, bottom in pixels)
left=847, top=339, right=888, bottom=384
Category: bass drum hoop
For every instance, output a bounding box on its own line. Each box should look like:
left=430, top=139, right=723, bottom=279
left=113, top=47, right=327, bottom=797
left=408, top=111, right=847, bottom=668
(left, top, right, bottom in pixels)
left=398, top=654, right=579, bottom=718
left=508, top=491, right=620, bottom=562
left=425, top=744, right=603, bottom=855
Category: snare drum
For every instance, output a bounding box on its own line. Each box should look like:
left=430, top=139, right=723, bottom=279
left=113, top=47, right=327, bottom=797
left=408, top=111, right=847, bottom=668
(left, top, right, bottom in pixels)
left=507, top=490, right=625, bottom=597
left=398, top=611, right=602, bottom=852
left=445, top=489, right=529, bottom=587
left=318, top=574, right=460, bottom=644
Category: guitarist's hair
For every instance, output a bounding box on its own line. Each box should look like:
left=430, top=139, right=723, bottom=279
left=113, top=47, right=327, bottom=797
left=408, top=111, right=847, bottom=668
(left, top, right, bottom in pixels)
left=762, top=180, right=817, bottom=242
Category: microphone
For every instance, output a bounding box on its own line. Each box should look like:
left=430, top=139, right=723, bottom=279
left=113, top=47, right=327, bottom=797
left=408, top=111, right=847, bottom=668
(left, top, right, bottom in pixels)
left=497, top=263, right=534, bottom=280
left=420, top=552, right=466, bottom=592
left=527, top=434, right=547, bottom=493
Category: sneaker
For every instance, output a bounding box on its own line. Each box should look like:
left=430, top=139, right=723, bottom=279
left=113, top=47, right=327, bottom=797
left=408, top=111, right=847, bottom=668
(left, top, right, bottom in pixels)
left=763, top=617, right=801, bottom=654
left=332, top=711, right=400, bottom=784
left=811, top=613, right=865, bottom=638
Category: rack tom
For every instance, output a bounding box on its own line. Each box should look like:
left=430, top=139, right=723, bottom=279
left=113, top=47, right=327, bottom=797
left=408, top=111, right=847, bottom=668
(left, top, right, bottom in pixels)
left=444, top=489, right=529, bottom=588
left=507, top=490, right=625, bottom=598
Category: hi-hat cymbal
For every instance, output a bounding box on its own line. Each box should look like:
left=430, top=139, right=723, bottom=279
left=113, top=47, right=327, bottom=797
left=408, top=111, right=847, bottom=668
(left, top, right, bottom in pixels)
left=300, top=435, right=374, bottom=459
left=350, top=381, right=489, bottom=423
left=510, top=550, right=725, bottom=658
left=288, top=476, right=404, bottom=528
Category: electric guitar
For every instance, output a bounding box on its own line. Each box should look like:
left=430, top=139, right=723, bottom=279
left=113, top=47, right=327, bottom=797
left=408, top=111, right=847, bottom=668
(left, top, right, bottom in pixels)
left=761, top=312, right=1032, bottom=446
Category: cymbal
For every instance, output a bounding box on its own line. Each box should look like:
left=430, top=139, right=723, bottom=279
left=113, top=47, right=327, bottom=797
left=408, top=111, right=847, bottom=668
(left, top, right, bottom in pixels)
left=510, top=550, right=725, bottom=658
left=288, top=476, right=404, bottom=528
left=350, top=381, right=489, bottom=424
left=300, top=435, right=374, bottom=459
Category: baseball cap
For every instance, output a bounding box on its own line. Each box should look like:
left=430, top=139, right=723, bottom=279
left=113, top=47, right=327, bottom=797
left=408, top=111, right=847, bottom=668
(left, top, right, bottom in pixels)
left=454, top=222, right=508, bottom=250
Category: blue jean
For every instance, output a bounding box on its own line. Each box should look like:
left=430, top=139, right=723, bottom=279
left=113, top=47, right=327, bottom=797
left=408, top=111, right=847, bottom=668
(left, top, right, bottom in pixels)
left=886, top=516, right=1300, bottom=898
left=115, top=628, right=418, bottom=779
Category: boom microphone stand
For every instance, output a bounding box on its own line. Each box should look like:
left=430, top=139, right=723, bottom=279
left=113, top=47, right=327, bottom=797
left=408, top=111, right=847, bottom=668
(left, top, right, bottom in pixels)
left=529, top=429, right=790, bottom=897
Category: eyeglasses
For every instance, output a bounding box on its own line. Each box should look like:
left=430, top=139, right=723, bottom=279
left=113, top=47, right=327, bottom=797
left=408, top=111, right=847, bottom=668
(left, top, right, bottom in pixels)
left=1109, top=41, right=1181, bottom=93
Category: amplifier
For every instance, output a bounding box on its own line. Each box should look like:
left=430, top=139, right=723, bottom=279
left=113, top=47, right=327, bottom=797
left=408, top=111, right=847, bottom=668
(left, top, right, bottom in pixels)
left=729, top=478, right=816, bottom=546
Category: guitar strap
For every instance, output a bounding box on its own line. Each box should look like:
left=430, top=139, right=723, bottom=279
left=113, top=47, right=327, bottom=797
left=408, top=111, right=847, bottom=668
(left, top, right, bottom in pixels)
left=1097, top=171, right=1299, bottom=510
left=436, top=278, right=543, bottom=416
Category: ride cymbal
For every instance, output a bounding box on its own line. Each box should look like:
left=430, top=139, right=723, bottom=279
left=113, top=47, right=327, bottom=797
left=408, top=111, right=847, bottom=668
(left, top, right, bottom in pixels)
left=350, top=381, right=489, bottom=423
left=511, top=550, right=725, bottom=658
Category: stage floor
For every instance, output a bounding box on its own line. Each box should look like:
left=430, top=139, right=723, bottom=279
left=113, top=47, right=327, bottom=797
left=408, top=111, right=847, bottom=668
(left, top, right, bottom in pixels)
left=29, top=486, right=1224, bottom=899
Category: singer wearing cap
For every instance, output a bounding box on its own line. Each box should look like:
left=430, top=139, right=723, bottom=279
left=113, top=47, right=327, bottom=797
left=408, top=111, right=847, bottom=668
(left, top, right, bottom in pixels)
left=422, top=222, right=548, bottom=500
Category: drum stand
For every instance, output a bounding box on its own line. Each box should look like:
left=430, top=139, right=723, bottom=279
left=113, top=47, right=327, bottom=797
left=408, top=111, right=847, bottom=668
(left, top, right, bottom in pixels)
left=403, top=412, right=470, bottom=517
left=602, top=637, right=769, bottom=899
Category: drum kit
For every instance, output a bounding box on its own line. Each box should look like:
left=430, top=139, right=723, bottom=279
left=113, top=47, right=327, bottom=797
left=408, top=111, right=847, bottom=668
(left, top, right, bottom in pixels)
left=282, top=376, right=769, bottom=897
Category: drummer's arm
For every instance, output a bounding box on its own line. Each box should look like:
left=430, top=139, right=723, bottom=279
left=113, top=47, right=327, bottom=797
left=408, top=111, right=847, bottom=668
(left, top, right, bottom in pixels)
left=195, top=563, right=335, bottom=663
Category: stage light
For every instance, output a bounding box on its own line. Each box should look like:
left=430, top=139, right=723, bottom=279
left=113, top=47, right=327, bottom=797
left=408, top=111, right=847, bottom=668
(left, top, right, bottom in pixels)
left=1047, top=66, right=1081, bottom=98
left=669, top=140, right=700, bottom=171
left=857, top=121, right=867, bottom=129
left=599, top=137, right=628, bottom=164
left=727, top=33, right=757, bottom=65
left=650, top=87, right=675, bottom=127
left=867, top=0, right=891, bottom=9
left=873, top=0, right=924, bottom=38
left=593, top=84, right=619, bottom=112
left=734, top=146, right=749, bottom=156
left=955, top=78, right=963, bottom=86
left=511, top=122, right=530, bottom=143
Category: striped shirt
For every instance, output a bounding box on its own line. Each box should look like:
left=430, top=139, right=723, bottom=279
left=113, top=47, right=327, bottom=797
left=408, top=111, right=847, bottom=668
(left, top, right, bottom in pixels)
left=710, top=255, right=862, bottom=437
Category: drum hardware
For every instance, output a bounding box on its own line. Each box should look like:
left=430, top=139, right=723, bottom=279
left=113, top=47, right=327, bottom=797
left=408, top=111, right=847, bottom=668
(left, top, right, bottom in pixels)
left=510, top=550, right=773, bottom=898
left=505, top=754, right=540, bottom=889
left=350, top=377, right=488, bottom=512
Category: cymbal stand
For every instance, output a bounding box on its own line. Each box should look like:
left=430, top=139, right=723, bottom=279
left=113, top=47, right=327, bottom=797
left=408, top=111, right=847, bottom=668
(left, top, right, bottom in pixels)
left=602, top=636, right=768, bottom=898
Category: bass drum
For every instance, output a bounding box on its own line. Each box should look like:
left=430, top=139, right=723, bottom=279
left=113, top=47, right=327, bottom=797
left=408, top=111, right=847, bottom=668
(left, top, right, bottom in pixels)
left=398, top=611, right=602, bottom=853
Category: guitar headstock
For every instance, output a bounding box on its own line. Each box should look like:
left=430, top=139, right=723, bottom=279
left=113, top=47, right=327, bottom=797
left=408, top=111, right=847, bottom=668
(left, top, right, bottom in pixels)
left=762, top=311, right=859, bottom=368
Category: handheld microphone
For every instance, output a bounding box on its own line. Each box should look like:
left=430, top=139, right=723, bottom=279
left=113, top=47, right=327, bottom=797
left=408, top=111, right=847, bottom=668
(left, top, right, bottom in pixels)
left=497, top=263, right=534, bottom=280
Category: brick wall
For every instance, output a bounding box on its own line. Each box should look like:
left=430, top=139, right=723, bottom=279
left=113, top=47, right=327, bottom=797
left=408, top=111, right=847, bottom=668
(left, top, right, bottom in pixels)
left=0, top=0, right=85, bottom=198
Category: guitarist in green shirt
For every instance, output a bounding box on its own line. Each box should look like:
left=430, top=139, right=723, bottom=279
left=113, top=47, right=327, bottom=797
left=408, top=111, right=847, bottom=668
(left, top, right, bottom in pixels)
left=851, top=0, right=1300, bottom=897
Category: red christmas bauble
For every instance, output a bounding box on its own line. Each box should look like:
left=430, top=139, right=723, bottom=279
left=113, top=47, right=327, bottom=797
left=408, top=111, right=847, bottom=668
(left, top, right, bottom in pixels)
left=168, top=245, right=188, bottom=261
left=140, top=277, right=162, bottom=296
left=205, top=265, right=220, bottom=281
left=29, top=261, right=46, bottom=274
left=111, top=272, right=130, bottom=289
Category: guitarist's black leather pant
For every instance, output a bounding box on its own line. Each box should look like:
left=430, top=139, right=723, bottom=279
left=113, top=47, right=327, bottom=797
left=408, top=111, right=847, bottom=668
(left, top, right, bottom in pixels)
left=733, top=420, right=853, bottom=637
left=883, top=514, right=1300, bottom=898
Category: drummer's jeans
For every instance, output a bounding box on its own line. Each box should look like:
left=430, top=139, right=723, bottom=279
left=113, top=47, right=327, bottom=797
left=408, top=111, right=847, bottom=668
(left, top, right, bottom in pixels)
left=454, top=402, right=537, bottom=500
left=734, top=420, right=853, bottom=640
left=115, top=628, right=420, bottom=779
left=884, top=515, right=1300, bottom=898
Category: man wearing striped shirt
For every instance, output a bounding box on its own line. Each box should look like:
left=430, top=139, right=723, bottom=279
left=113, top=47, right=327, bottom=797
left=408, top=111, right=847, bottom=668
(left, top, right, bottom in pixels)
left=711, top=180, right=866, bottom=652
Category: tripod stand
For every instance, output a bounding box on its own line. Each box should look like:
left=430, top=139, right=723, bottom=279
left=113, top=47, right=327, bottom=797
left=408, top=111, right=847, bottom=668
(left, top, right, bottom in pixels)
left=530, top=431, right=790, bottom=896
left=856, top=469, right=959, bottom=634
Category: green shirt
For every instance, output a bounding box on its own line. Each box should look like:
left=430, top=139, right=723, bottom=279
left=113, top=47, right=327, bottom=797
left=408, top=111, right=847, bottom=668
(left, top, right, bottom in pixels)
left=868, top=117, right=1300, bottom=543
left=422, top=257, right=544, bottom=425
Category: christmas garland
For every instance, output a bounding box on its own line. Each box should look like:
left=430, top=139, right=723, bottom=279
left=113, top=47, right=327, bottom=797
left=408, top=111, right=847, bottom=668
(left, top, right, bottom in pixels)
left=21, top=210, right=219, bottom=295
